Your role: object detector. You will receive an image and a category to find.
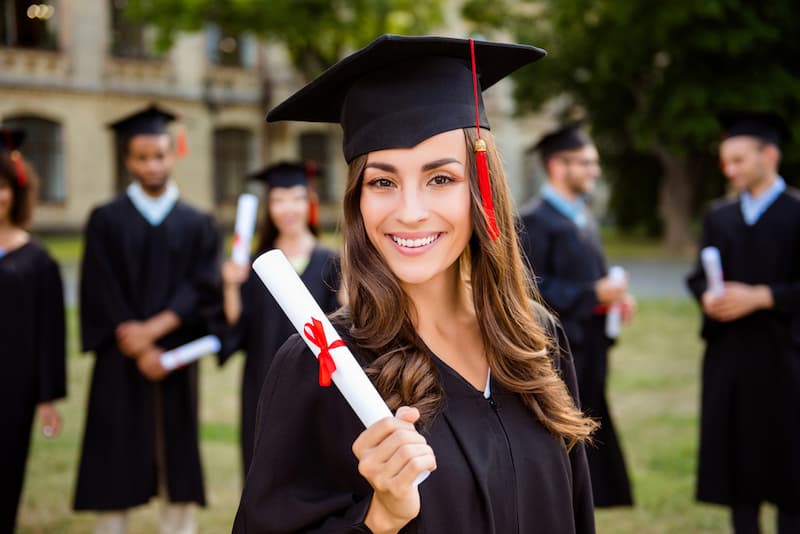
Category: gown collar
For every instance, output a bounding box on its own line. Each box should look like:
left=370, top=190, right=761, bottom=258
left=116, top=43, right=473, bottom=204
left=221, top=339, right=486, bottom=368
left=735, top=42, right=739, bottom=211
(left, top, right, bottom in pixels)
left=541, top=183, right=587, bottom=227
left=740, top=176, right=785, bottom=226
left=126, top=180, right=179, bottom=226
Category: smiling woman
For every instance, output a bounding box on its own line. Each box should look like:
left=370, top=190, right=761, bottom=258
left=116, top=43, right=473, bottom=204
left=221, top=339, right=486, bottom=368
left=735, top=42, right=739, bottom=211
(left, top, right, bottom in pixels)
left=234, top=35, right=598, bottom=534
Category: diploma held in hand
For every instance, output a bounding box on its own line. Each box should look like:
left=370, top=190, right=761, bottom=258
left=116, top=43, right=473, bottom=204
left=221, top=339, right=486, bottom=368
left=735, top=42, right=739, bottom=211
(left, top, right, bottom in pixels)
left=160, top=335, right=221, bottom=371
left=701, top=246, right=725, bottom=297
left=605, top=266, right=625, bottom=339
left=231, top=194, right=259, bottom=265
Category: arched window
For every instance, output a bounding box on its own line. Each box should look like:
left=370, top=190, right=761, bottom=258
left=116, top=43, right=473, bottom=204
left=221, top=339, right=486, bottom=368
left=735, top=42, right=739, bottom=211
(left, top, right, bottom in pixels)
left=3, top=116, right=65, bottom=202
left=213, top=127, right=252, bottom=204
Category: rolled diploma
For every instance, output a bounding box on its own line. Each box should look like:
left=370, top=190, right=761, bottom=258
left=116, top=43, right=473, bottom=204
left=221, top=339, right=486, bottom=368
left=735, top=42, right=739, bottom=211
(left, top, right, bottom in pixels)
left=701, top=246, right=725, bottom=297
left=252, top=249, right=429, bottom=484
left=605, top=266, right=626, bottom=339
left=231, top=193, right=259, bottom=265
left=160, top=335, right=221, bottom=371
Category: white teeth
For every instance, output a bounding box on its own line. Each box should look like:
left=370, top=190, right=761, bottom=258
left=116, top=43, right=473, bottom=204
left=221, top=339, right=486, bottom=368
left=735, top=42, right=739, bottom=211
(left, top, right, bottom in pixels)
left=391, top=234, right=439, bottom=248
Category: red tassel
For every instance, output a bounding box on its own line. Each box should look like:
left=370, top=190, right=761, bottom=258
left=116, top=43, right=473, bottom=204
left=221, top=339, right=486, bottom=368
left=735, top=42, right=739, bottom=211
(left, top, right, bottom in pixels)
left=475, top=139, right=498, bottom=240
left=10, top=151, right=26, bottom=187
left=308, top=194, right=320, bottom=229
left=176, top=120, right=188, bottom=158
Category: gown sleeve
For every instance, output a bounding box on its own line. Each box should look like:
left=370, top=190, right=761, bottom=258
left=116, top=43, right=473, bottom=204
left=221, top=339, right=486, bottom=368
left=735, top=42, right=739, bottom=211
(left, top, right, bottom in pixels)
left=522, top=216, right=598, bottom=320
left=539, top=306, right=596, bottom=534
left=233, top=334, right=374, bottom=534
left=79, top=208, right=137, bottom=352
left=167, top=214, right=223, bottom=326
left=34, top=253, right=67, bottom=403
left=685, top=213, right=714, bottom=302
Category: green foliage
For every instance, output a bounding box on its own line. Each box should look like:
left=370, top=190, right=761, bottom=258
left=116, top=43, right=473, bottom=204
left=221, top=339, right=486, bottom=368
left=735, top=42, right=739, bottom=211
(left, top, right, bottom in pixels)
left=126, top=0, right=443, bottom=79
left=464, top=0, right=800, bottom=230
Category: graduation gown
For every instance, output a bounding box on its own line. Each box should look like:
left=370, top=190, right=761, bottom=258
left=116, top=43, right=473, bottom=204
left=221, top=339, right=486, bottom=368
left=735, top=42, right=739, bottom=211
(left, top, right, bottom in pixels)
left=74, top=194, right=222, bottom=510
left=686, top=188, right=800, bottom=511
left=0, top=241, right=66, bottom=532
left=232, top=317, right=595, bottom=533
left=222, top=245, right=340, bottom=474
left=519, top=199, right=633, bottom=507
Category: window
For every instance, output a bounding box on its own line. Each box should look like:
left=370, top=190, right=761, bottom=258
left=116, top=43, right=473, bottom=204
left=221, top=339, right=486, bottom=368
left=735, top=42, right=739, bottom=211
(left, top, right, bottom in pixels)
left=299, top=132, right=332, bottom=201
left=0, top=0, right=59, bottom=50
left=206, top=24, right=254, bottom=68
left=110, top=0, right=157, bottom=59
left=3, top=116, right=65, bottom=202
left=213, top=128, right=252, bottom=203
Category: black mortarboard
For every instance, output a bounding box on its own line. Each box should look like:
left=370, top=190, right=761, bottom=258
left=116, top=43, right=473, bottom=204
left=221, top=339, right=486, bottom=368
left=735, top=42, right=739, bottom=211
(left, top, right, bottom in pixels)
left=719, top=111, right=792, bottom=146
left=0, top=127, right=25, bottom=152
left=534, top=122, right=591, bottom=163
left=109, top=104, right=177, bottom=139
left=250, top=162, right=309, bottom=189
left=267, top=34, right=546, bottom=163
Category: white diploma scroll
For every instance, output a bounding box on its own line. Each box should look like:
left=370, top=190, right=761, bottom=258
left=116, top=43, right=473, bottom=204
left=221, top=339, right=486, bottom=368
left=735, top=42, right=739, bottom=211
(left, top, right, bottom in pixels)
left=252, top=249, right=429, bottom=485
left=231, top=193, right=259, bottom=265
left=605, top=266, right=626, bottom=339
left=701, top=246, right=725, bottom=297
left=160, top=335, right=221, bottom=371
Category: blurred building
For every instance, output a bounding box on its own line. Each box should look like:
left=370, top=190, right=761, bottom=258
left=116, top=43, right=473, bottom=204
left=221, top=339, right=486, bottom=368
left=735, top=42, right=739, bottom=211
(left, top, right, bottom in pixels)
left=0, top=0, right=554, bottom=232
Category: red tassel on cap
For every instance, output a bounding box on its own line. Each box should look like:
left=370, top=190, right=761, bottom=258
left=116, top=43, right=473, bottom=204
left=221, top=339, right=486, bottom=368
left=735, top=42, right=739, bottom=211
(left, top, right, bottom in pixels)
left=305, top=161, right=320, bottom=229
left=10, top=151, right=26, bottom=187
left=469, top=38, right=499, bottom=241
left=176, top=117, right=188, bottom=159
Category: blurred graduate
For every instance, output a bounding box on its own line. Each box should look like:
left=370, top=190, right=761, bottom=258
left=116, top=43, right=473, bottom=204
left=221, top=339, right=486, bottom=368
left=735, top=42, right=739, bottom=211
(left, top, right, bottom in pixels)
left=233, top=35, right=597, bottom=533
left=0, top=127, right=66, bottom=533
left=686, top=112, right=800, bottom=534
left=518, top=123, right=634, bottom=508
left=221, top=161, right=341, bottom=475
left=73, top=105, right=222, bottom=533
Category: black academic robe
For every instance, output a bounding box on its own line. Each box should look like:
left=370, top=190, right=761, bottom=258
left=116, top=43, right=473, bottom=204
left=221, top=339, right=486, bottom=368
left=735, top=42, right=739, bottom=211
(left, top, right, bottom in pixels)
left=686, top=188, right=800, bottom=511
left=222, top=245, right=340, bottom=474
left=0, top=241, right=66, bottom=532
left=232, top=316, right=595, bottom=533
left=519, top=199, right=634, bottom=507
left=74, top=194, right=222, bottom=511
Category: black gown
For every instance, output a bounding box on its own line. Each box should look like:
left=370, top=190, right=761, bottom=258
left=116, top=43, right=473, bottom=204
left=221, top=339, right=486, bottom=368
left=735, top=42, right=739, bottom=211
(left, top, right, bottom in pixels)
left=232, top=315, right=595, bottom=533
left=0, top=241, right=66, bottom=532
left=222, top=245, right=340, bottom=474
left=519, top=199, right=634, bottom=507
left=74, top=194, right=222, bottom=511
left=686, top=188, right=800, bottom=511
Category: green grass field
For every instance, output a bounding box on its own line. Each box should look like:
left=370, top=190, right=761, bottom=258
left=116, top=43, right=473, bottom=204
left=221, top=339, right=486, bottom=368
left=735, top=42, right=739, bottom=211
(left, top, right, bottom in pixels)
left=17, top=299, right=769, bottom=533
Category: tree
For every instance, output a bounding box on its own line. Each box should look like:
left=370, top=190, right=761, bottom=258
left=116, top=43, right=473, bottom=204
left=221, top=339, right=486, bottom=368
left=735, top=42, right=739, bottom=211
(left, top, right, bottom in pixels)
left=126, top=0, right=443, bottom=81
left=465, top=0, right=800, bottom=250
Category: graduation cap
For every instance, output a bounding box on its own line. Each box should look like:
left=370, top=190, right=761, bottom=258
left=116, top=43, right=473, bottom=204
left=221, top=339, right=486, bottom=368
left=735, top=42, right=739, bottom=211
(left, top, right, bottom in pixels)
left=267, top=34, right=546, bottom=240
left=719, top=111, right=792, bottom=146
left=534, top=121, right=591, bottom=164
left=0, top=127, right=28, bottom=187
left=109, top=104, right=188, bottom=157
left=250, top=162, right=309, bottom=189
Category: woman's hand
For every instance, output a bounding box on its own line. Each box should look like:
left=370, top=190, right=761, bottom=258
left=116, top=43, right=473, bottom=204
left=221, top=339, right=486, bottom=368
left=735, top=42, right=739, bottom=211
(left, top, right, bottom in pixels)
left=353, top=406, right=436, bottom=534
left=222, top=260, right=250, bottom=324
left=222, top=260, right=250, bottom=286
left=37, top=402, right=62, bottom=438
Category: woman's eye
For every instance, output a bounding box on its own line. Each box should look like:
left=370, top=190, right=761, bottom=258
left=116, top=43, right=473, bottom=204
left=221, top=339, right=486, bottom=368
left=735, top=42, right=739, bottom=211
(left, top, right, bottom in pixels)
left=430, top=174, right=453, bottom=186
left=366, top=177, right=394, bottom=188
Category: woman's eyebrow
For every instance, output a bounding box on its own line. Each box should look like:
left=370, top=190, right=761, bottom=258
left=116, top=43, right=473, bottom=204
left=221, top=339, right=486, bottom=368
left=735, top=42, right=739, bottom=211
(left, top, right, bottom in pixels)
left=421, top=158, right=461, bottom=171
left=364, top=161, right=396, bottom=172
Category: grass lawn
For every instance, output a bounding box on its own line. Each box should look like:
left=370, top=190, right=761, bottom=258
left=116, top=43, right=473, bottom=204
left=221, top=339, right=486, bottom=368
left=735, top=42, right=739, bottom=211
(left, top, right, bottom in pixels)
left=17, top=303, right=760, bottom=532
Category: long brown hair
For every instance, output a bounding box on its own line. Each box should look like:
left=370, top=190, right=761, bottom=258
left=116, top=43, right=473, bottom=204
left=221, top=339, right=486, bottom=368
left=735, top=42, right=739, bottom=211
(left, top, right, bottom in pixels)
left=0, top=152, right=38, bottom=229
left=336, top=128, right=597, bottom=447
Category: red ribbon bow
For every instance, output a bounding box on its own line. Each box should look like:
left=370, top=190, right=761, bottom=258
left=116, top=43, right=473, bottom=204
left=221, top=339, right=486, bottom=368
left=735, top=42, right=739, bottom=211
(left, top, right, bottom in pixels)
left=303, top=317, right=344, bottom=387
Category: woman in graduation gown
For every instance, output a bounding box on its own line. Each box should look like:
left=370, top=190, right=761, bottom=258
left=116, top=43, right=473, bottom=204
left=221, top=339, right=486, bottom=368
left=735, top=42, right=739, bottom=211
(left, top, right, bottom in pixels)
left=0, top=131, right=66, bottom=532
left=233, top=35, right=597, bottom=534
left=221, top=162, right=341, bottom=475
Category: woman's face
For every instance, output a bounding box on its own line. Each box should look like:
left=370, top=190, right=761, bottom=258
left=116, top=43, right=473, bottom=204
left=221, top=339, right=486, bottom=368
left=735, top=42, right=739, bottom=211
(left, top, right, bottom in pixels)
left=360, top=129, right=472, bottom=287
left=268, top=185, right=309, bottom=237
left=0, top=178, right=13, bottom=224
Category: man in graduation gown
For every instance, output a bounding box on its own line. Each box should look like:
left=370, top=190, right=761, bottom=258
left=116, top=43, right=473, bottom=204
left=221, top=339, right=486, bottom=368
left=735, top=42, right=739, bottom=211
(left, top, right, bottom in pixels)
left=518, top=123, right=634, bottom=507
left=73, top=105, right=222, bottom=533
left=686, top=111, right=800, bottom=533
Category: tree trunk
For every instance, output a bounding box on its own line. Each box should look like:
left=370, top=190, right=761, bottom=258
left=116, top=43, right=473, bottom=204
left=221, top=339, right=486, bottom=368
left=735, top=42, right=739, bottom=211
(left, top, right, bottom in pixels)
left=656, top=146, right=695, bottom=253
